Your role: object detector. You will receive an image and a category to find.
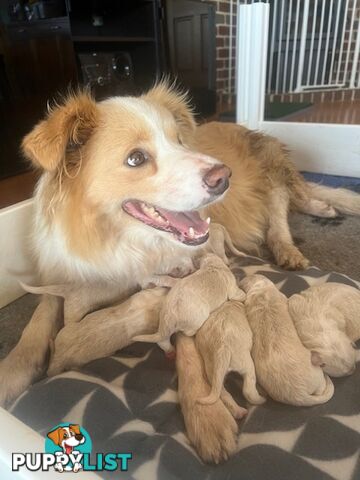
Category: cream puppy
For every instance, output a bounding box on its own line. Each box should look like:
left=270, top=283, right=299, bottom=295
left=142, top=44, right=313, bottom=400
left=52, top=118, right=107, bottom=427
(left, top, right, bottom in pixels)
left=195, top=299, right=265, bottom=408
left=20, top=281, right=132, bottom=324
left=240, top=274, right=334, bottom=406
left=202, top=223, right=245, bottom=265
left=289, top=282, right=360, bottom=377
left=133, top=254, right=245, bottom=353
left=47, top=287, right=167, bottom=376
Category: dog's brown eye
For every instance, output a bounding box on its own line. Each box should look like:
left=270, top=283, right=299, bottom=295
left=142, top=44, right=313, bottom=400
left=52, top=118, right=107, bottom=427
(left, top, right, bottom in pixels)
left=126, top=150, right=147, bottom=167
left=63, top=433, right=68, bottom=438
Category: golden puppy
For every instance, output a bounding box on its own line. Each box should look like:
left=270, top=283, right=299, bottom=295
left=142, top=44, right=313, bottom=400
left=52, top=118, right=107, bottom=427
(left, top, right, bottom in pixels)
left=289, top=282, right=360, bottom=377
left=195, top=300, right=265, bottom=409
left=47, top=287, right=167, bottom=376
left=240, top=275, right=334, bottom=406
left=20, top=280, right=131, bottom=324
left=133, top=254, right=245, bottom=353
left=176, top=334, right=239, bottom=464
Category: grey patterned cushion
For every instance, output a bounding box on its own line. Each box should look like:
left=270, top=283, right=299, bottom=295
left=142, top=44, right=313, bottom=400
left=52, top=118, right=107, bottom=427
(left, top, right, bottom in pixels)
left=10, top=256, right=360, bottom=480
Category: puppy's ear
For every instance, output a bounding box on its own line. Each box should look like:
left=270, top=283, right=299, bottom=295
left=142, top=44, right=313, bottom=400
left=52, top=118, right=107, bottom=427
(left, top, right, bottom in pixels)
left=22, top=92, right=98, bottom=172
left=69, top=424, right=81, bottom=435
left=144, top=81, right=196, bottom=139
left=311, top=351, right=325, bottom=367
left=47, top=427, right=61, bottom=445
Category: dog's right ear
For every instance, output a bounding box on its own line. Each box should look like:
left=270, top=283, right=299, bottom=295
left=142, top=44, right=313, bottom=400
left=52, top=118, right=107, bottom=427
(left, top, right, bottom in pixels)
left=47, top=427, right=61, bottom=445
left=22, top=92, right=98, bottom=172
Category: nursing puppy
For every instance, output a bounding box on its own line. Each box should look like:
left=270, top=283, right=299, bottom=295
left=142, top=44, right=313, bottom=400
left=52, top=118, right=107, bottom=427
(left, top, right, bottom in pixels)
left=20, top=281, right=132, bottom=324
left=202, top=223, right=245, bottom=265
left=289, top=282, right=360, bottom=377
left=195, top=300, right=265, bottom=407
left=133, top=254, right=245, bottom=353
left=240, top=275, right=334, bottom=406
left=47, top=287, right=167, bottom=376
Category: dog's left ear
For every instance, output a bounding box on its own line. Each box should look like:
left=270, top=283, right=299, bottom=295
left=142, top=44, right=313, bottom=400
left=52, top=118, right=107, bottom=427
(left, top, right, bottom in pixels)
left=144, top=82, right=196, bottom=139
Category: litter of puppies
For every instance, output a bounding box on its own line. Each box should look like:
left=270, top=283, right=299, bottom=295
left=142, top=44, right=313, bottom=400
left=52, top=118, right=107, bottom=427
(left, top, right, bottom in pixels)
left=18, top=225, right=360, bottom=463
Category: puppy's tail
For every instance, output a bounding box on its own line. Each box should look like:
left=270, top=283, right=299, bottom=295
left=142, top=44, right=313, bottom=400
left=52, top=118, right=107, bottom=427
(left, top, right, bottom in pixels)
left=19, top=281, right=67, bottom=298
left=307, top=182, right=360, bottom=216
left=297, top=375, right=334, bottom=406
left=198, top=349, right=231, bottom=405
left=222, top=226, right=246, bottom=258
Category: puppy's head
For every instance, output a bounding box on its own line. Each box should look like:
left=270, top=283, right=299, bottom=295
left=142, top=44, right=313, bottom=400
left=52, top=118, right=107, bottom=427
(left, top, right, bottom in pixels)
left=197, top=252, right=227, bottom=270
left=22, top=83, right=231, bottom=252
left=311, top=333, right=357, bottom=377
left=239, top=274, right=273, bottom=294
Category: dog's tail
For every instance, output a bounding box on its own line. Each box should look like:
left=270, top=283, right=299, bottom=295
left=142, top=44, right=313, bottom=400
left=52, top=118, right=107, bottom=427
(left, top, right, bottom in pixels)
left=296, top=375, right=334, bottom=407
left=20, top=281, right=67, bottom=298
left=307, top=182, right=360, bottom=216
left=222, top=225, right=246, bottom=258
left=197, top=349, right=231, bottom=405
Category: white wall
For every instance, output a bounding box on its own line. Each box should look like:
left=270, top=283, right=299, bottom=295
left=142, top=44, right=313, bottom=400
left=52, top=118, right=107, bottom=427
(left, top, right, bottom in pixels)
left=0, top=200, right=37, bottom=308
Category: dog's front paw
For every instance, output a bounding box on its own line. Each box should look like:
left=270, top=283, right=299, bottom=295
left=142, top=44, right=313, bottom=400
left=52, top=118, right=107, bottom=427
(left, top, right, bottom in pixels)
left=73, top=463, right=82, bottom=473
left=182, top=399, right=238, bottom=464
left=54, top=463, right=64, bottom=472
left=276, top=246, right=309, bottom=270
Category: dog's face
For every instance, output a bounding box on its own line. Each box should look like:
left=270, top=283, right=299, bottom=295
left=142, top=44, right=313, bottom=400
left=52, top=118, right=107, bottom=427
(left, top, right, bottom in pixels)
left=47, top=424, right=85, bottom=454
left=22, top=84, right=230, bottom=252
left=312, top=334, right=357, bottom=377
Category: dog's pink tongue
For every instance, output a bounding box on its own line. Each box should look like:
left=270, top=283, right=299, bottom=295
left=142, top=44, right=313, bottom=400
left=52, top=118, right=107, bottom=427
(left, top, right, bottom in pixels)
left=65, top=445, right=72, bottom=455
left=156, top=209, right=208, bottom=235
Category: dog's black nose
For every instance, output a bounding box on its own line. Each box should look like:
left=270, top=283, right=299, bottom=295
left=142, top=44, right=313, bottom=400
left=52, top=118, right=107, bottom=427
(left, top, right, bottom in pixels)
left=75, top=434, right=83, bottom=441
left=203, top=165, right=231, bottom=196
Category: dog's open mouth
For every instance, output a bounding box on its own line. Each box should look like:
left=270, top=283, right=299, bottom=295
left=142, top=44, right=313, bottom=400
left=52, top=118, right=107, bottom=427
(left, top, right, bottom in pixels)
left=64, top=444, right=73, bottom=455
left=122, top=200, right=210, bottom=245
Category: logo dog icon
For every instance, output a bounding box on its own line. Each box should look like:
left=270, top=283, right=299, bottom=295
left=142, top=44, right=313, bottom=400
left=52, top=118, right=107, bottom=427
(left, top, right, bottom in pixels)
left=47, top=424, right=85, bottom=472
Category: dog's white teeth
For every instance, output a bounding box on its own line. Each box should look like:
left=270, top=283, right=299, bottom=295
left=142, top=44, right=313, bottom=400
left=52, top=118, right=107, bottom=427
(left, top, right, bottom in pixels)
left=189, top=227, right=195, bottom=238
left=206, top=217, right=211, bottom=224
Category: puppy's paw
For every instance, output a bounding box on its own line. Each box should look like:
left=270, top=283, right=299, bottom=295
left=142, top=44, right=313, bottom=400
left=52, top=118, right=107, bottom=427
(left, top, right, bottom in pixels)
left=182, top=399, right=238, bottom=464
left=276, top=246, right=309, bottom=271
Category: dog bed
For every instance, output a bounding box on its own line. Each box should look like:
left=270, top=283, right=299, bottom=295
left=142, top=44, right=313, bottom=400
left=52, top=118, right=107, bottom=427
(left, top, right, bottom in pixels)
left=9, top=256, right=360, bottom=480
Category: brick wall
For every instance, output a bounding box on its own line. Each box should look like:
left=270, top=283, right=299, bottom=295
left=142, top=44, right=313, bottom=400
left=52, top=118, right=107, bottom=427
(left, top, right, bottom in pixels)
left=208, top=0, right=239, bottom=106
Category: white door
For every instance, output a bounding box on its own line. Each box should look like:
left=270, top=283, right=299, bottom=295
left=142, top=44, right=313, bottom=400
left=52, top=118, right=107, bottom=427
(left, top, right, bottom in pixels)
left=236, top=1, right=360, bottom=178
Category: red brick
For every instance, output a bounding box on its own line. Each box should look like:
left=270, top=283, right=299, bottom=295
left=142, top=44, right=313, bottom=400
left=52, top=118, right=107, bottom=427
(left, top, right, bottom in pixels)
left=218, top=2, right=230, bottom=13
left=218, top=25, right=229, bottom=36
left=216, top=37, right=225, bottom=47
left=218, top=47, right=229, bottom=58
left=216, top=59, right=225, bottom=69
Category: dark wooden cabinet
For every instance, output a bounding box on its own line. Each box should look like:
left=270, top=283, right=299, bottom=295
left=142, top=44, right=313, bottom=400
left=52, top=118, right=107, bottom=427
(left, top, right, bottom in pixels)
left=3, top=17, right=77, bottom=99
left=0, top=0, right=164, bottom=180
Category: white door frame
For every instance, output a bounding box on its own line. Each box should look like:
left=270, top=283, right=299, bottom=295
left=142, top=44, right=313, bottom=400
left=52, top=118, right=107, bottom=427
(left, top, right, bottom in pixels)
left=236, top=2, right=360, bottom=178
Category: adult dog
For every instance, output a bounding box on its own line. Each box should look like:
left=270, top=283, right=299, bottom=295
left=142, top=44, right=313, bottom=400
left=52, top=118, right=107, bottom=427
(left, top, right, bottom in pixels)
left=1, top=83, right=360, bottom=462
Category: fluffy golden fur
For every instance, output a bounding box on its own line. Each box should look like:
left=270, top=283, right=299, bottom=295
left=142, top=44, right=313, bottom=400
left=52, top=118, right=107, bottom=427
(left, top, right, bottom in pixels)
left=241, top=275, right=334, bottom=406
left=133, top=253, right=245, bottom=352
left=195, top=299, right=265, bottom=407
left=289, top=283, right=360, bottom=377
